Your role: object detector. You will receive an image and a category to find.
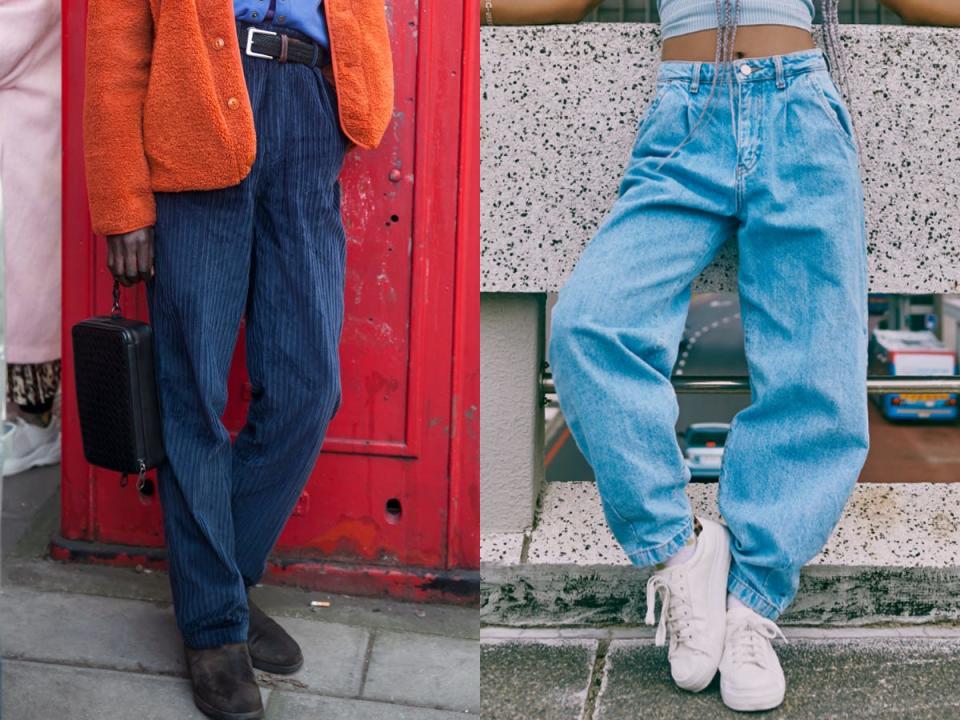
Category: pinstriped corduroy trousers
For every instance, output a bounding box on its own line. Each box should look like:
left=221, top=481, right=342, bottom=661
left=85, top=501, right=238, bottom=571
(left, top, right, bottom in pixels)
left=147, top=25, right=348, bottom=649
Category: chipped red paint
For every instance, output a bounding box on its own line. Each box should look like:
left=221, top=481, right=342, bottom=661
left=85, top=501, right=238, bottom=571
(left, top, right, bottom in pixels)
left=49, top=538, right=479, bottom=606
left=59, top=0, right=477, bottom=602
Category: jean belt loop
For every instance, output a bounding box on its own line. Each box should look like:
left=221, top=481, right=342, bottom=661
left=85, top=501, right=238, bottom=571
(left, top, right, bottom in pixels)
left=690, top=61, right=702, bottom=94
left=774, top=55, right=786, bottom=90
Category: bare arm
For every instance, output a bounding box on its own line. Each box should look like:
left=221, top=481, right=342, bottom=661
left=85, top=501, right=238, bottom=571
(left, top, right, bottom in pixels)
left=480, top=0, right=604, bottom=26
left=879, top=0, right=960, bottom=25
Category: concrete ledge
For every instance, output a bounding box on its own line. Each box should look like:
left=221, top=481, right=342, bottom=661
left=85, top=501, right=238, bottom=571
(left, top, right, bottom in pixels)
left=481, top=25, right=960, bottom=294
left=481, top=482, right=960, bottom=626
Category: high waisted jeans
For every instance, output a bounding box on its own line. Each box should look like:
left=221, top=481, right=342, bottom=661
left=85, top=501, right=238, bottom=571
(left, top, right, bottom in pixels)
left=549, top=50, right=869, bottom=620
left=147, top=22, right=348, bottom=648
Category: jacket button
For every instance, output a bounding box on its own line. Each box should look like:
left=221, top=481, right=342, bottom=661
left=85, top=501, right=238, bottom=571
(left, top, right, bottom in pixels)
left=213, top=37, right=225, bottom=50
left=227, top=97, right=240, bottom=110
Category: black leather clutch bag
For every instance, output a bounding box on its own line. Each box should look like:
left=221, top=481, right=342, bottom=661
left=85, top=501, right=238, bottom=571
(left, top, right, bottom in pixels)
left=71, top=281, right=165, bottom=485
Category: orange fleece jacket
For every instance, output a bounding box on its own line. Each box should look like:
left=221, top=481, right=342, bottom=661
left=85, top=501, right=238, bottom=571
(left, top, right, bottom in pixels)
left=83, top=0, right=394, bottom=236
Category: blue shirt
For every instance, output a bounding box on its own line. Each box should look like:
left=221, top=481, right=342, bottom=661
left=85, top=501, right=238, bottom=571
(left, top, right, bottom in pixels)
left=234, top=0, right=329, bottom=49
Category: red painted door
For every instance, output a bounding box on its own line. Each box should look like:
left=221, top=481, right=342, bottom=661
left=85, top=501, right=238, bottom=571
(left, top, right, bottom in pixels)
left=59, top=0, right=477, bottom=600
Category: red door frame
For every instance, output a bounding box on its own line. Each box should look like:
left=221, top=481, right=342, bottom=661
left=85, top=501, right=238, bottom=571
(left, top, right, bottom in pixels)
left=58, top=1, right=478, bottom=602
left=448, top=0, right=480, bottom=571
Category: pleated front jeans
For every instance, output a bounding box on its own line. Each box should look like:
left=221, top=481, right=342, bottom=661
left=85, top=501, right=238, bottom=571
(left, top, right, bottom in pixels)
left=549, top=50, right=869, bottom=620
left=147, top=22, right=348, bottom=648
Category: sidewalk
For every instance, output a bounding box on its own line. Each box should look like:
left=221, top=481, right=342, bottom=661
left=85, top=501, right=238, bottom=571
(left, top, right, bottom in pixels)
left=1, top=465, right=480, bottom=719
left=481, top=630, right=960, bottom=719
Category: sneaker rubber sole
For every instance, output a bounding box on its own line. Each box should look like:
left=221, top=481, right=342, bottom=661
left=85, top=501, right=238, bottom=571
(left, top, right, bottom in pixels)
left=4, top=437, right=61, bottom=476
left=720, top=681, right=786, bottom=712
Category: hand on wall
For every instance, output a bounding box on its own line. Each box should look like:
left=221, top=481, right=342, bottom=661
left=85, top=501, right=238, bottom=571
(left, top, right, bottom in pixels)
left=481, top=0, right=604, bottom=26
left=879, top=0, right=960, bottom=25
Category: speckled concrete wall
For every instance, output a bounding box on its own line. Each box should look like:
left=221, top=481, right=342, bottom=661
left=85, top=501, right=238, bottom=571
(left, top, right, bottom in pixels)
left=481, top=295, right=545, bottom=533
left=481, top=25, right=960, bottom=294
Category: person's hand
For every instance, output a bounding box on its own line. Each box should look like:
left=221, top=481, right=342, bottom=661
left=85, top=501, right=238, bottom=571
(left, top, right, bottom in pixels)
left=481, top=0, right=603, bottom=25
left=106, top=226, right=155, bottom=286
left=879, top=0, right=960, bottom=25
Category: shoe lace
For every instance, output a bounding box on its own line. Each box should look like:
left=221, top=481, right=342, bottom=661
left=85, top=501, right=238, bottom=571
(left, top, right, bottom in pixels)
left=728, top=614, right=787, bottom=667
left=645, top=572, right=695, bottom=648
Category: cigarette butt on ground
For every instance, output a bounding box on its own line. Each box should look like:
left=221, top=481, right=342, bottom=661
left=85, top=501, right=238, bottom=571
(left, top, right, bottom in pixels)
left=310, top=600, right=331, bottom=608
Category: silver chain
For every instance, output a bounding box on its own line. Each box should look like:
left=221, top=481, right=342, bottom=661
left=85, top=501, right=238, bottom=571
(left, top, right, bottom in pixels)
left=112, top=279, right=121, bottom=316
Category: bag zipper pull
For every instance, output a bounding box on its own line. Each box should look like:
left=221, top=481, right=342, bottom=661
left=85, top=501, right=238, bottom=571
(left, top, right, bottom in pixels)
left=112, top=279, right=122, bottom=317
left=136, top=461, right=148, bottom=493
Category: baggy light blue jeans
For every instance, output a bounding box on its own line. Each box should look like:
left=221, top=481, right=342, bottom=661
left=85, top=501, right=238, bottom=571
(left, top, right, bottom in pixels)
left=549, top=50, right=869, bottom=620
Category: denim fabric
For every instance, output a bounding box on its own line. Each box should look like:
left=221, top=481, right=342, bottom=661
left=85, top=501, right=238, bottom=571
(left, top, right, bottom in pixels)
left=549, top=50, right=869, bottom=620
left=147, top=30, right=347, bottom=648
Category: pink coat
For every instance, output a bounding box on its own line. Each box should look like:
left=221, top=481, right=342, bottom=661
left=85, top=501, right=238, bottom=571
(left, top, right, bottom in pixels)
left=0, top=0, right=61, bottom=364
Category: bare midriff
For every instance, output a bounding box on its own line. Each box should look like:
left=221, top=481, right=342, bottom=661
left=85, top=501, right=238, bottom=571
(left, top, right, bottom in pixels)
left=661, top=25, right=816, bottom=61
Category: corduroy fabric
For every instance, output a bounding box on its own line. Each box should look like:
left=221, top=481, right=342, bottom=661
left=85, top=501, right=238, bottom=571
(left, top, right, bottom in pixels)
left=146, top=45, right=347, bottom=649
left=83, top=0, right=393, bottom=237
left=657, top=0, right=815, bottom=39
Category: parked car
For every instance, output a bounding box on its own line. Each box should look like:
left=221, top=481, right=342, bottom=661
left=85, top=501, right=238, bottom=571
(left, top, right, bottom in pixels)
left=683, top=422, right=730, bottom=479
left=870, top=329, right=958, bottom=421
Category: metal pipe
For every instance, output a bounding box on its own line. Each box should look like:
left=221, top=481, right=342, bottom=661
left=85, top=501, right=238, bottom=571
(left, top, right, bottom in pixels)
left=542, top=375, right=960, bottom=397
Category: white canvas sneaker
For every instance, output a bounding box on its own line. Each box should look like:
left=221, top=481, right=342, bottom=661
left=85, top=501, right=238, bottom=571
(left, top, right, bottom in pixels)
left=4, top=414, right=61, bottom=477
left=644, top=516, right=731, bottom=692
left=719, top=605, right=787, bottom=712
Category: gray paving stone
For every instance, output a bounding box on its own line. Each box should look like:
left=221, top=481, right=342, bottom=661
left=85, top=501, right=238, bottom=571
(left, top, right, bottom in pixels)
left=363, top=630, right=480, bottom=713
left=1, top=660, right=270, bottom=720
left=596, top=638, right=960, bottom=720
left=264, top=615, right=369, bottom=696
left=0, top=588, right=371, bottom=697
left=266, top=691, right=469, bottom=719
left=480, top=640, right=597, bottom=720
left=0, top=587, right=185, bottom=674
left=2, top=463, right=59, bottom=556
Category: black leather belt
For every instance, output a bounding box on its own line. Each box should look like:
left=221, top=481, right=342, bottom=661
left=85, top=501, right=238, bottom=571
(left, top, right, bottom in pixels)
left=241, top=26, right=330, bottom=67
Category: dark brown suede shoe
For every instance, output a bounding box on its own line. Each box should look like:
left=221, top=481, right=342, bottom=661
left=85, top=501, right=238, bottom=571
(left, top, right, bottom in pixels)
left=186, top=642, right=265, bottom=720
left=247, top=597, right=304, bottom=674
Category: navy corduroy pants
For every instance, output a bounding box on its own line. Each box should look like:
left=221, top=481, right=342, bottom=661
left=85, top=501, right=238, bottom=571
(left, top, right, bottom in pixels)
left=147, top=28, right=348, bottom=649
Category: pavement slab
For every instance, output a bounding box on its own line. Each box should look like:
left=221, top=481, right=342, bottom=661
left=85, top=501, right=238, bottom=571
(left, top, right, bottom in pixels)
left=0, top=587, right=186, bottom=674
left=267, top=615, right=370, bottom=696
left=0, top=587, right=371, bottom=696
left=1, top=464, right=59, bottom=559
left=595, top=638, right=960, bottom=720
left=266, top=691, right=470, bottom=719
left=0, top=585, right=480, bottom=717
left=2, top=660, right=271, bottom=720
left=363, top=629, right=481, bottom=714
left=480, top=640, right=597, bottom=720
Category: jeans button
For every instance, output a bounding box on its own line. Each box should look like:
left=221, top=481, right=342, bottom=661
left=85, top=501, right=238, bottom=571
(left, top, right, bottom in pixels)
left=739, top=64, right=753, bottom=76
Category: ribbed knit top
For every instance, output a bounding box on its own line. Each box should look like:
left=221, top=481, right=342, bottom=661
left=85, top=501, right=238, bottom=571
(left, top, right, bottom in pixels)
left=658, top=1, right=815, bottom=40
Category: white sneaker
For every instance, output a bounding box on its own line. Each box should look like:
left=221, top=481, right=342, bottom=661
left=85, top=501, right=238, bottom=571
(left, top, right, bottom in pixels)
left=645, top=517, right=731, bottom=692
left=719, top=605, right=787, bottom=712
left=4, top=414, right=61, bottom=476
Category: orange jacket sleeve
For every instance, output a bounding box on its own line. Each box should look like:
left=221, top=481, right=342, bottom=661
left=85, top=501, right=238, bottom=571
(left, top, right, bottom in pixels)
left=82, top=0, right=156, bottom=236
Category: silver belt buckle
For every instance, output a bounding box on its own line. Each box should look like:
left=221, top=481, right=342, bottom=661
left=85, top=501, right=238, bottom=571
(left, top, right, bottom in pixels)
left=245, top=27, right=277, bottom=59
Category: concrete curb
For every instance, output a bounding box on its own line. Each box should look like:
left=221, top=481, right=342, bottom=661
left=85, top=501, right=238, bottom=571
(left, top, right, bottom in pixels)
left=481, top=561, right=960, bottom=627
left=482, top=481, right=960, bottom=627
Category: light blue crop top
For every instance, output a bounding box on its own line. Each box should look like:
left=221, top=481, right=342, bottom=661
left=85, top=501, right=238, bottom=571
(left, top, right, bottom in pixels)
left=657, top=0, right=815, bottom=40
